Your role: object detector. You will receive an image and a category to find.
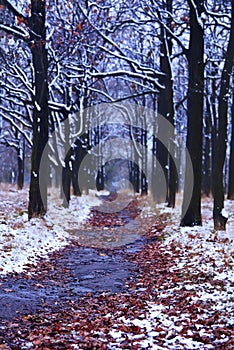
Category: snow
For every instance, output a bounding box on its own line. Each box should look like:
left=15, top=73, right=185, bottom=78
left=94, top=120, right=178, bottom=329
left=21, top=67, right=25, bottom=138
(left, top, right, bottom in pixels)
left=47, top=189, right=100, bottom=233
left=108, top=196, right=234, bottom=349
left=221, top=208, right=228, bottom=218
left=109, top=303, right=212, bottom=349
left=0, top=186, right=233, bottom=347
left=0, top=186, right=99, bottom=275
left=0, top=215, right=68, bottom=274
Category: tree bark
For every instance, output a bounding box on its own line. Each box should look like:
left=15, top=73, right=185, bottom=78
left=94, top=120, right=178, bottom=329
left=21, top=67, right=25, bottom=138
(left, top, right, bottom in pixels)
left=62, top=149, right=72, bottom=207
left=181, top=0, right=204, bottom=226
left=156, top=0, right=176, bottom=207
left=202, top=98, right=212, bottom=197
left=133, top=154, right=140, bottom=193
left=61, top=112, right=72, bottom=206
left=28, top=0, right=49, bottom=219
left=213, top=1, right=234, bottom=229
left=228, top=93, right=234, bottom=199
left=141, top=122, right=148, bottom=196
left=17, top=140, right=25, bottom=190
left=72, top=137, right=88, bottom=196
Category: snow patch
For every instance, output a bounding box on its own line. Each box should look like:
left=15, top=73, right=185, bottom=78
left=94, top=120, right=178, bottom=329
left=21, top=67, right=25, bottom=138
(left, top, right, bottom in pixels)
left=221, top=208, right=228, bottom=219
left=0, top=187, right=99, bottom=275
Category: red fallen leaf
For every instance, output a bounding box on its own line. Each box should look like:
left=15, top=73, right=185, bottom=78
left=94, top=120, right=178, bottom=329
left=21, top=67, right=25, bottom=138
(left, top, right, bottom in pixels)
left=117, top=324, right=130, bottom=332
left=130, top=325, right=142, bottom=334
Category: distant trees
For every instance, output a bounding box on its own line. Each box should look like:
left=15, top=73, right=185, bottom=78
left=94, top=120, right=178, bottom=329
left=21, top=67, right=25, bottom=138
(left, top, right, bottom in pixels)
left=0, top=121, right=26, bottom=188
left=0, top=8, right=32, bottom=189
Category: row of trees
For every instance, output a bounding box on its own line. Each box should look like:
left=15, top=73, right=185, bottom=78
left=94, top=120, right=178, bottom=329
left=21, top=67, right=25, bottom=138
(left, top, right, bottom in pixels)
left=0, top=0, right=233, bottom=230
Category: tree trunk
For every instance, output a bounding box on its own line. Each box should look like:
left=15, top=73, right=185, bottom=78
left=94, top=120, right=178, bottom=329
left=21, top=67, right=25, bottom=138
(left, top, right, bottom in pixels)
left=17, top=141, right=25, bottom=190
left=133, top=154, right=140, bottom=193
left=156, top=0, right=176, bottom=207
left=181, top=0, right=204, bottom=226
left=202, top=98, right=212, bottom=196
left=168, top=150, right=177, bottom=207
left=62, top=149, right=72, bottom=207
left=141, top=123, right=148, bottom=196
left=28, top=0, right=49, bottom=219
left=72, top=153, right=81, bottom=196
left=132, top=114, right=140, bottom=194
left=228, top=93, right=234, bottom=199
left=213, top=1, right=234, bottom=229
left=72, top=134, right=90, bottom=196
left=156, top=23, right=169, bottom=204
left=61, top=114, right=72, bottom=206
left=96, top=167, right=105, bottom=191
left=97, top=125, right=105, bottom=191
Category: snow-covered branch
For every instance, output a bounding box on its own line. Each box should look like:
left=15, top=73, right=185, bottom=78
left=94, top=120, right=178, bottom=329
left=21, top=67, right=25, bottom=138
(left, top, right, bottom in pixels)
left=2, top=0, right=27, bottom=19
left=77, top=3, right=164, bottom=82
left=155, top=12, right=188, bottom=55
left=9, top=63, right=34, bottom=96
left=0, top=24, right=29, bottom=39
left=0, top=112, right=32, bottom=146
left=89, top=69, right=163, bottom=89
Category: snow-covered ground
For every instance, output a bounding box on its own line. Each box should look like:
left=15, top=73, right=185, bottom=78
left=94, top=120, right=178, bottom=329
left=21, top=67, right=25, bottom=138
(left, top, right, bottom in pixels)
left=0, top=185, right=233, bottom=348
left=108, top=198, right=234, bottom=349
left=0, top=185, right=100, bottom=274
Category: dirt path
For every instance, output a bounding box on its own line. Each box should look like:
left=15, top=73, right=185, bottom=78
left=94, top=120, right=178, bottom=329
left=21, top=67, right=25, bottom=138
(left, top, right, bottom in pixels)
left=0, top=191, right=233, bottom=349
left=0, top=240, right=144, bottom=322
left=0, top=196, right=149, bottom=322
left=0, top=193, right=152, bottom=327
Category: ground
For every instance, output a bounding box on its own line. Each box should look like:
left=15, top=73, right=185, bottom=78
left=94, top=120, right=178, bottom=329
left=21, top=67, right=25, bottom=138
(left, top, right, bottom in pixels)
left=0, top=185, right=233, bottom=349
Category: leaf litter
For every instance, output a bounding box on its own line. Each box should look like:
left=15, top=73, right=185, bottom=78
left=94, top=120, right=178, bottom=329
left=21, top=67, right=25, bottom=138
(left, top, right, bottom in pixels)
left=0, top=185, right=233, bottom=349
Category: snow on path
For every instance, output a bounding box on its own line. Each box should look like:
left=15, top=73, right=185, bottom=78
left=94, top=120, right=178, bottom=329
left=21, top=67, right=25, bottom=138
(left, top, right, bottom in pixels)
left=0, top=186, right=100, bottom=275
left=0, top=186, right=234, bottom=347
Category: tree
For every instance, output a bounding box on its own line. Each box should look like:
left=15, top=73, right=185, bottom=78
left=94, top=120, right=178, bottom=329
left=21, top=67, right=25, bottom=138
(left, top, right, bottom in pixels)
left=156, top=0, right=176, bottom=207
left=0, top=1, right=49, bottom=218
left=228, top=91, right=234, bottom=199
left=202, top=97, right=212, bottom=197
left=212, top=0, right=234, bottom=229
left=28, top=0, right=49, bottom=218
left=0, top=39, right=33, bottom=189
left=180, top=0, right=204, bottom=226
left=0, top=122, right=26, bottom=187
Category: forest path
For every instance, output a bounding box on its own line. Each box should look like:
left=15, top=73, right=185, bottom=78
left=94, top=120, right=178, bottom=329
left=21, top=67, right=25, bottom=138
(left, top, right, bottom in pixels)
left=1, top=193, right=233, bottom=349
left=0, top=195, right=151, bottom=322
left=0, top=241, right=142, bottom=322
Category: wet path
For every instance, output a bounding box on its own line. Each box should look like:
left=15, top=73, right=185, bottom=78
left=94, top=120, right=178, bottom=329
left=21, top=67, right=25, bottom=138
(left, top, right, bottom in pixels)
left=0, top=241, right=143, bottom=321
